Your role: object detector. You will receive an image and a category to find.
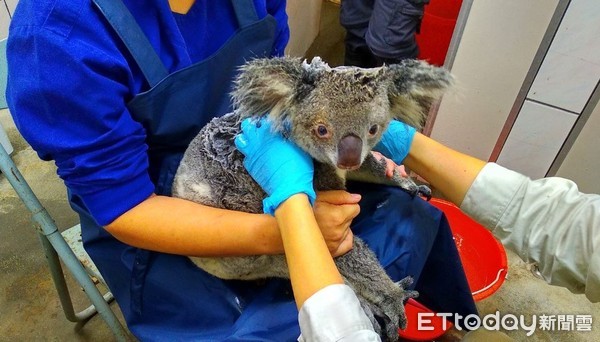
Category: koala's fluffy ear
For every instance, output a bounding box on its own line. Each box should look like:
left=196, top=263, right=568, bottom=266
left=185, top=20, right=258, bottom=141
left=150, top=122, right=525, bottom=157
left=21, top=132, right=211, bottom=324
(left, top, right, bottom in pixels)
left=387, top=60, right=454, bottom=129
left=232, top=57, right=305, bottom=128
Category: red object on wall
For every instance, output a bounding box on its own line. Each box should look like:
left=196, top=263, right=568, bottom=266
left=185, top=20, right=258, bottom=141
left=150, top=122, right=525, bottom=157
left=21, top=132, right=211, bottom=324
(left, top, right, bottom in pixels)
left=415, top=0, right=464, bottom=66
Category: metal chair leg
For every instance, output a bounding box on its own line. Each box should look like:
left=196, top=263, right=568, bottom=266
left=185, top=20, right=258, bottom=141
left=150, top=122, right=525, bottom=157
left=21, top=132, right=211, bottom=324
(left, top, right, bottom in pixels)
left=38, top=231, right=115, bottom=322
left=0, top=144, right=129, bottom=341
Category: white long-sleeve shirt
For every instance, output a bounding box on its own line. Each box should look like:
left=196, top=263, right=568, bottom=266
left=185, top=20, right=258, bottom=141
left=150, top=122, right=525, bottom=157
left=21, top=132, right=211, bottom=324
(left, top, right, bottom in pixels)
left=297, top=162, right=600, bottom=341
left=461, top=163, right=600, bottom=302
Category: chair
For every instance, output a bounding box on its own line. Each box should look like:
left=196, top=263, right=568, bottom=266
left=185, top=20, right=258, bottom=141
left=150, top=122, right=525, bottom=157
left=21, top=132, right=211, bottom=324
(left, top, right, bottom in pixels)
left=0, top=38, right=129, bottom=342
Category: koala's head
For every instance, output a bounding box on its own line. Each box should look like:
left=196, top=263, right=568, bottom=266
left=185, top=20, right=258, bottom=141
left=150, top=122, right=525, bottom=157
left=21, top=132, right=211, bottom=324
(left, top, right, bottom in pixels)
left=232, top=57, right=453, bottom=170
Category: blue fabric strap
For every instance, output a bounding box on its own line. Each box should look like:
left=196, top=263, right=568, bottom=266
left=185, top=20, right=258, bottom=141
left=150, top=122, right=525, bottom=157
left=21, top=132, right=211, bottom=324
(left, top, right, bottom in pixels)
left=231, top=0, right=259, bottom=28
left=92, top=0, right=168, bottom=87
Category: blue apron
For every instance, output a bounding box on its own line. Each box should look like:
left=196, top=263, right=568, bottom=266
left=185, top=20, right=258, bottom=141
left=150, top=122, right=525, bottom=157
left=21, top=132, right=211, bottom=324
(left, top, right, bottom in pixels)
left=69, top=1, right=477, bottom=340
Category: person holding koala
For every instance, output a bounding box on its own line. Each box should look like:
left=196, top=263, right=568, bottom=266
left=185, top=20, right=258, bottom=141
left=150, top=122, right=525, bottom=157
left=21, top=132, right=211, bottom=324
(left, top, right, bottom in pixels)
left=7, top=0, right=476, bottom=340
left=8, top=0, right=319, bottom=340
left=402, top=129, right=600, bottom=303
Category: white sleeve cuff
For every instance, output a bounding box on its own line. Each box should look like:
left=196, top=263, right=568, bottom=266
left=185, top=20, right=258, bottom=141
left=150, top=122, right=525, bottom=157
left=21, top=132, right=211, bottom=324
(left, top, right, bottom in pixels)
left=298, top=284, right=380, bottom=342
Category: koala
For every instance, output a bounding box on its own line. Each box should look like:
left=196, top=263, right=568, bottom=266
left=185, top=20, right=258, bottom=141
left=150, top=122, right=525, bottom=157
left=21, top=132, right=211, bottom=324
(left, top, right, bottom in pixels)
left=172, top=56, right=453, bottom=341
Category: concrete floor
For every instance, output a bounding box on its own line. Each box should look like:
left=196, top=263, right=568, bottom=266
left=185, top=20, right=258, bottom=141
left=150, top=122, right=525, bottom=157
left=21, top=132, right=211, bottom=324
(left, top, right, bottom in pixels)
left=1, top=2, right=599, bottom=341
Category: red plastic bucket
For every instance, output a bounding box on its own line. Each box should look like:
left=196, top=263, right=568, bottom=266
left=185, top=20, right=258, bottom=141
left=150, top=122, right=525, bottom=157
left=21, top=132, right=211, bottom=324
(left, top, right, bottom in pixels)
left=399, top=198, right=508, bottom=340
left=430, top=198, right=508, bottom=301
left=400, top=298, right=454, bottom=341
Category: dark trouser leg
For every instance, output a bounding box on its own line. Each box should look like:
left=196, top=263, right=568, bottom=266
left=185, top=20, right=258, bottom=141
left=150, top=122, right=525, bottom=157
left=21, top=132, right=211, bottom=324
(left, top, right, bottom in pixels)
left=340, top=0, right=379, bottom=67
left=344, top=34, right=380, bottom=68
left=366, top=0, right=425, bottom=63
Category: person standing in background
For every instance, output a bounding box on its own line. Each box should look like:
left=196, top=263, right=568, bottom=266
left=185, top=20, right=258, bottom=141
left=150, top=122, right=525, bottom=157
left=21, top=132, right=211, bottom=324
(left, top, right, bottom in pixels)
left=340, top=0, right=429, bottom=67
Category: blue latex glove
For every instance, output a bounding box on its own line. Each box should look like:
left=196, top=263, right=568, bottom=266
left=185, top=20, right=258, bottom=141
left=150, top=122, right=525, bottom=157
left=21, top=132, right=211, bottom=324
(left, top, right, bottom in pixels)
left=374, top=120, right=417, bottom=164
left=235, top=117, right=316, bottom=215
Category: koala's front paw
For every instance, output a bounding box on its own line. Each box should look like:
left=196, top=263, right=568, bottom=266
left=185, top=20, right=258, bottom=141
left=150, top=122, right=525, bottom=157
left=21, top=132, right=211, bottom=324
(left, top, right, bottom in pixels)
left=392, top=171, right=431, bottom=200
left=377, top=276, right=419, bottom=342
left=417, top=184, right=432, bottom=201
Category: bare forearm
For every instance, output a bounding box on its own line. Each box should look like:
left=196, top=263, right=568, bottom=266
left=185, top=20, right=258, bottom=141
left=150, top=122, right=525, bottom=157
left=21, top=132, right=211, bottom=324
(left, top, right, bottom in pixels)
left=275, top=194, right=344, bottom=308
left=404, top=133, right=486, bottom=206
left=105, top=194, right=283, bottom=256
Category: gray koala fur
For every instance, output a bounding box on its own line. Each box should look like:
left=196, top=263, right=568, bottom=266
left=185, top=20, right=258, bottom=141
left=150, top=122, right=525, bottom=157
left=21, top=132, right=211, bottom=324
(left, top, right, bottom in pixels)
left=172, top=56, right=453, bottom=341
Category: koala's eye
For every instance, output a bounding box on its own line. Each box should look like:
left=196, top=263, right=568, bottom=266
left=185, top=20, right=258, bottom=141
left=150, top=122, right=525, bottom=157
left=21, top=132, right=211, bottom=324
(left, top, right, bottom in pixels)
left=315, top=125, right=330, bottom=138
left=368, top=125, right=379, bottom=136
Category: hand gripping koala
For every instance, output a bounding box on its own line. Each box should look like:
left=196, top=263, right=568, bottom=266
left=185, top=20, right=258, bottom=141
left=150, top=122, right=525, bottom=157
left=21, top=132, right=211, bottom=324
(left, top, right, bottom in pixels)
left=172, top=57, right=453, bottom=341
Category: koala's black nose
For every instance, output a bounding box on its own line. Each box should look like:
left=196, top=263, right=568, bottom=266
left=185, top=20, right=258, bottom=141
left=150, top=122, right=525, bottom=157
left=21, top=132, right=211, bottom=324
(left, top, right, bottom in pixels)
left=337, top=134, right=363, bottom=169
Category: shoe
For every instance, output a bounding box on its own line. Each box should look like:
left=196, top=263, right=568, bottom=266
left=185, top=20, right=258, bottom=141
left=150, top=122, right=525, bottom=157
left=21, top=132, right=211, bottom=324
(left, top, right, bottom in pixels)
left=344, top=44, right=379, bottom=68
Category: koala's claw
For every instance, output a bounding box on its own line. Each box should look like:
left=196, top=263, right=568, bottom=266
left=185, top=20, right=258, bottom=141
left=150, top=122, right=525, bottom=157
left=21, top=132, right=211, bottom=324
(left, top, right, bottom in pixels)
left=372, top=276, right=420, bottom=341
left=396, top=275, right=414, bottom=289
left=395, top=276, right=419, bottom=330
left=417, top=184, right=432, bottom=201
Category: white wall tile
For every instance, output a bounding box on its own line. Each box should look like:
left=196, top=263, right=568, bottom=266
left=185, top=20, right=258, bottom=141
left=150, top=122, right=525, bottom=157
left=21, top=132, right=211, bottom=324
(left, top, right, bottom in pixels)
left=556, top=100, right=600, bottom=194
left=497, top=100, right=577, bottom=179
left=527, top=0, right=600, bottom=113
left=430, top=0, right=558, bottom=160
left=551, top=0, right=600, bottom=65
left=528, top=50, right=600, bottom=114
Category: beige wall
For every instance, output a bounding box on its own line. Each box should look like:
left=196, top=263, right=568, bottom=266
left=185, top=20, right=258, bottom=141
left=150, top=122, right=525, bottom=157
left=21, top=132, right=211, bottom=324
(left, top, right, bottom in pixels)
left=556, top=102, right=600, bottom=194
left=430, top=0, right=559, bottom=160
left=285, top=0, right=322, bottom=57
left=1, top=1, right=11, bottom=40
left=1, top=0, right=18, bottom=39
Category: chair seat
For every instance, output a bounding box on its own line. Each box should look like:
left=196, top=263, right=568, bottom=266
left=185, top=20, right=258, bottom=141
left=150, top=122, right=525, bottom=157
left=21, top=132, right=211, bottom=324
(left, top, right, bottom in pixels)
left=61, top=224, right=107, bottom=286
